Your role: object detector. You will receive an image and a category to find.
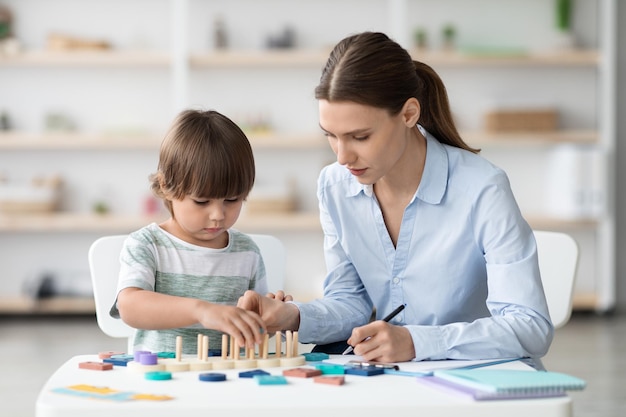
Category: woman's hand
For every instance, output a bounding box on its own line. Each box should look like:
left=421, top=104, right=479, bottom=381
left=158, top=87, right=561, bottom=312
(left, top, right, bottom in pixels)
left=237, top=290, right=300, bottom=333
left=348, top=321, right=415, bottom=363
left=266, top=289, right=293, bottom=302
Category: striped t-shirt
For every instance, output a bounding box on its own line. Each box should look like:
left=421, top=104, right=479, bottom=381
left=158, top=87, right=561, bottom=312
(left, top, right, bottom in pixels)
left=110, top=223, right=268, bottom=354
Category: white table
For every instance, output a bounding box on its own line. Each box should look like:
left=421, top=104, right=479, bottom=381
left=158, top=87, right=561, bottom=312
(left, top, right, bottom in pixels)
left=36, top=355, right=572, bottom=417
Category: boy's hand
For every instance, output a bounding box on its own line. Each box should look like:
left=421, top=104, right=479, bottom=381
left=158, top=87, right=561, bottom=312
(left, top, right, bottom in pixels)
left=196, top=304, right=265, bottom=349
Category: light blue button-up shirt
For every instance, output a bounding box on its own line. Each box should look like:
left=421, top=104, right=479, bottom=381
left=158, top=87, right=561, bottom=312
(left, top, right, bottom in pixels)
left=295, top=130, right=553, bottom=361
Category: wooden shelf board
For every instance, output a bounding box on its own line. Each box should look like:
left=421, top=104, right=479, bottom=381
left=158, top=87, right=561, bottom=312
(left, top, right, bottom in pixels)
left=0, top=48, right=597, bottom=69
left=526, top=217, right=598, bottom=231
left=0, top=296, right=95, bottom=314
left=0, top=132, right=328, bottom=151
left=412, top=49, right=599, bottom=67
left=464, top=130, right=599, bottom=147
left=0, top=130, right=598, bottom=151
left=0, top=50, right=170, bottom=67
left=0, top=132, right=162, bottom=150
left=572, top=293, right=599, bottom=311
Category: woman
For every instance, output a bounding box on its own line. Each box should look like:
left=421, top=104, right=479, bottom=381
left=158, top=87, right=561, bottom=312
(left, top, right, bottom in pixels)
left=238, top=32, right=553, bottom=364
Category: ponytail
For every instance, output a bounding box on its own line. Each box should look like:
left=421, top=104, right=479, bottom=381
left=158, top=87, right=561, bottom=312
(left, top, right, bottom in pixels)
left=413, top=61, right=479, bottom=153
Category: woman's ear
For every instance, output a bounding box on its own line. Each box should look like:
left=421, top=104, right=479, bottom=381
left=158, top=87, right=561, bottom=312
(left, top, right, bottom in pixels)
left=402, top=98, right=420, bottom=127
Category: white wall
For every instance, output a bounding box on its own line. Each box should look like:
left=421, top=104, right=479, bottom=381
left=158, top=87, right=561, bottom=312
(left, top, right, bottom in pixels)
left=0, top=0, right=618, bottom=308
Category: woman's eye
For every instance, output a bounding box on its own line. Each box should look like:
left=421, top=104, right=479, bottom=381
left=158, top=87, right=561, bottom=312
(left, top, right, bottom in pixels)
left=354, top=135, right=369, bottom=141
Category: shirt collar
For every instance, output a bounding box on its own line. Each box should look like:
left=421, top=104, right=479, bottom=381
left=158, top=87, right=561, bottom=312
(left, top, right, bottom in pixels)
left=345, top=126, right=449, bottom=204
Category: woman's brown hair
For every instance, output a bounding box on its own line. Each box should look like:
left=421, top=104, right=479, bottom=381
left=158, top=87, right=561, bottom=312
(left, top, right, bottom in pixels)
left=150, top=109, right=255, bottom=215
left=315, top=31, right=478, bottom=153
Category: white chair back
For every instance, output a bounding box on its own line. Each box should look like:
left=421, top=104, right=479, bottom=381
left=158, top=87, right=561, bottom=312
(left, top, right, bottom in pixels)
left=88, top=233, right=286, bottom=352
left=533, top=230, right=579, bottom=329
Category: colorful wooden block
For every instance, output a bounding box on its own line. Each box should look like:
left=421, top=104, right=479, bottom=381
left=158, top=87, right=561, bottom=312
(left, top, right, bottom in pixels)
left=199, top=373, right=227, bottom=382
left=98, top=351, right=125, bottom=359
left=145, top=371, right=172, bottom=381
left=302, top=352, right=330, bottom=362
left=79, top=361, right=113, bottom=371
left=239, top=369, right=270, bottom=378
left=282, top=367, right=323, bottom=378
left=254, top=375, right=288, bottom=385
left=314, top=364, right=346, bottom=375
left=314, top=376, right=345, bottom=386
left=345, top=366, right=384, bottom=376
left=103, top=357, right=133, bottom=367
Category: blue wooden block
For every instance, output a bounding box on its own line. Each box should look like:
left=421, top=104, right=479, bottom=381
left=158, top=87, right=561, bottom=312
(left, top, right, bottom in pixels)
left=239, top=369, right=270, bottom=378
left=254, top=375, right=288, bottom=385
left=302, top=352, right=330, bottom=362
left=345, top=366, right=384, bottom=376
left=102, top=357, right=133, bottom=367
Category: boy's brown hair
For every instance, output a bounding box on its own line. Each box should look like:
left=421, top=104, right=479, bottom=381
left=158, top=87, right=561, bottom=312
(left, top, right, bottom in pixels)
left=150, top=109, right=255, bottom=215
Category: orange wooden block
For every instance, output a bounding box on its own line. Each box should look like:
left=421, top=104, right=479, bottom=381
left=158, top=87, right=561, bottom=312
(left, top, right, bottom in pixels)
left=98, top=351, right=125, bottom=359
left=79, top=361, right=113, bottom=371
left=282, top=367, right=323, bottom=378
left=314, top=376, right=345, bottom=385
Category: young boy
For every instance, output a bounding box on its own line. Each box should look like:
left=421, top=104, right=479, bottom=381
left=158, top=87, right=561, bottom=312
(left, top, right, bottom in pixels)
left=111, top=109, right=267, bottom=354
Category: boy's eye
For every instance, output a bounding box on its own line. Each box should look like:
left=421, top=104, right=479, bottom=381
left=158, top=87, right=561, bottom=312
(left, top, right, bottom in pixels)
left=193, top=199, right=209, bottom=205
left=225, top=197, right=240, bottom=203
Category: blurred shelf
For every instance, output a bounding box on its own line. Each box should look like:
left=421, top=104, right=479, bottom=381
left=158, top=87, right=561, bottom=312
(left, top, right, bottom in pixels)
left=572, top=293, right=600, bottom=311
left=0, top=50, right=170, bottom=67
left=0, top=131, right=327, bottom=150
left=0, top=212, right=321, bottom=233
left=0, top=130, right=595, bottom=151
left=0, top=132, right=162, bottom=150
left=526, top=216, right=598, bottom=231
left=0, top=48, right=598, bottom=69
left=0, top=296, right=95, bottom=315
left=412, top=49, right=599, bottom=67
left=464, top=130, right=599, bottom=148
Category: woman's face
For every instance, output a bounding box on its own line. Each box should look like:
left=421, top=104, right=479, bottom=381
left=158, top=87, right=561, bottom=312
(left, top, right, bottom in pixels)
left=319, top=100, right=411, bottom=185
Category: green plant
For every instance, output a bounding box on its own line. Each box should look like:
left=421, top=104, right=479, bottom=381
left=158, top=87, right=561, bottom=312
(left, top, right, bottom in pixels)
left=556, top=0, right=572, bottom=31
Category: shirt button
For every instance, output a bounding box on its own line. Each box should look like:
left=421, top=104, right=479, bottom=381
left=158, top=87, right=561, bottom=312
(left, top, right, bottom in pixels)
left=393, top=277, right=400, bottom=284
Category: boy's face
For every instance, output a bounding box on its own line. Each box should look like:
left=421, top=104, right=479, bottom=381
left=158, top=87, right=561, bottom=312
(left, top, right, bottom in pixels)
left=167, top=194, right=244, bottom=248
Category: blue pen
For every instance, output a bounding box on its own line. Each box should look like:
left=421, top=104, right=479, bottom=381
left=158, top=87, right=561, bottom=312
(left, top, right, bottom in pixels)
left=342, top=304, right=406, bottom=355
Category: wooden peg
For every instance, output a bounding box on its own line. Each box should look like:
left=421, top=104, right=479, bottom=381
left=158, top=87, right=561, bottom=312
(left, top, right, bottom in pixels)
left=221, top=334, right=228, bottom=360
left=292, top=331, right=299, bottom=356
left=262, top=333, right=269, bottom=359
left=275, top=331, right=282, bottom=358
left=285, top=330, right=292, bottom=358
left=176, top=336, right=182, bottom=362
left=202, top=335, right=209, bottom=361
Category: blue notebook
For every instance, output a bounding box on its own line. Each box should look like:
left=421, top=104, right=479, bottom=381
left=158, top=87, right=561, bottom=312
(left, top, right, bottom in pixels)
left=432, top=369, right=586, bottom=395
left=417, top=375, right=569, bottom=401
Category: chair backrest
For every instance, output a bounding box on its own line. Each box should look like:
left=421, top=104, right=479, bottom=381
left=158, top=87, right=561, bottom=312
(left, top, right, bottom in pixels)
left=533, top=230, right=579, bottom=329
left=88, top=233, right=286, bottom=351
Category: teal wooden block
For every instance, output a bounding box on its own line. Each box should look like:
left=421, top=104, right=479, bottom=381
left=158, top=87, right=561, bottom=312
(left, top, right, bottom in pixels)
left=302, top=352, right=330, bottom=362
left=254, top=375, right=288, bottom=385
left=314, top=364, right=346, bottom=375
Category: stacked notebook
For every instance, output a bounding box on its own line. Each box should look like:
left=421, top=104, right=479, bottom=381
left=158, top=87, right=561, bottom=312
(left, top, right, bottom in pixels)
left=419, top=369, right=586, bottom=401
